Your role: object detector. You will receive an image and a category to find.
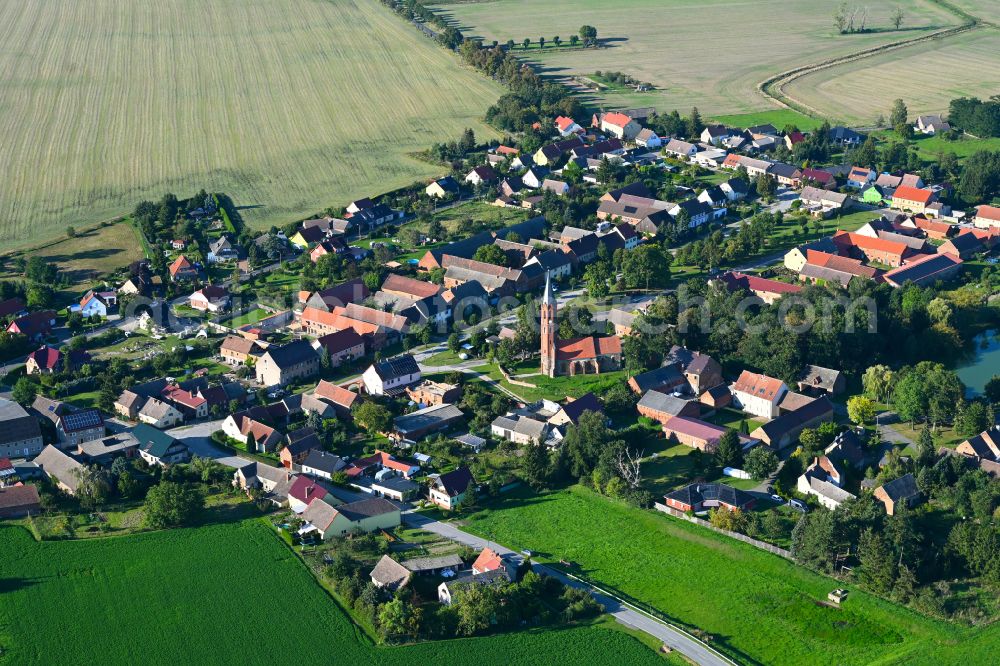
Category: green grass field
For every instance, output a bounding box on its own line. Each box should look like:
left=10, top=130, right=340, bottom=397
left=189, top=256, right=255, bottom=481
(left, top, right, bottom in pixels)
left=0, top=0, right=502, bottom=250
left=463, top=485, right=997, bottom=665
left=710, top=109, right=825, bottom=131
left=434, top=0, right=959, bottom=117
left=784, top=26, right=1000, bottom=124
left=472, top=362, right=627, bottom=402
left=0, top=519, right=668, bottom=665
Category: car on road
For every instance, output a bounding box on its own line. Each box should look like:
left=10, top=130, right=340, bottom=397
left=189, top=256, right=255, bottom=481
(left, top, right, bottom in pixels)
left=770, top=494, right=784, bottom=503
left=789, top=499, right=808, bottom=512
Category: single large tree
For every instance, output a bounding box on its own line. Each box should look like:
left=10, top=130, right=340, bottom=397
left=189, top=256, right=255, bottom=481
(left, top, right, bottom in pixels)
left=143, top=481, right=204, bottom=529
left=714, top=429, right=743, bottom=468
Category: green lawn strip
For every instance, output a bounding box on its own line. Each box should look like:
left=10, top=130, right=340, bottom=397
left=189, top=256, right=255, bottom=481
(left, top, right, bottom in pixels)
left=706, top=407, right=761, bottom=433
left=224, top=307, right=270, bottom=328
left=0, top=519, right=666, bottom=665
left=463, top=485, right=965, bottom=666
left=471, top=362, right=627, bottom=402
left=422, top=348, right=467, bottom=367
left=711, top=109, right=824, bottom=131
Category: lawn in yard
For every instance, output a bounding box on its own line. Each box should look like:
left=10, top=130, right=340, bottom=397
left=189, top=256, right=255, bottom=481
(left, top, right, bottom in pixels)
left=423, top=200, right=530, bottom=235
left=224, top=307, right=270, bottom=329
left=462, top=484, right=980, bottom=666
left=472, top=361, right=627, bottom=402
left=0, top=519, right=667, bottom=665
left=710, top=109, right=824, bottom=132
left=706, top=407, right=762, bottom=434
left=422, top=348, right=468, bottom=367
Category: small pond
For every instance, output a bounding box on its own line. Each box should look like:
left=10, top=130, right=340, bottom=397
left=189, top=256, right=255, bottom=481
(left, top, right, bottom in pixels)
left=956, top=330, right=1000, bottom=396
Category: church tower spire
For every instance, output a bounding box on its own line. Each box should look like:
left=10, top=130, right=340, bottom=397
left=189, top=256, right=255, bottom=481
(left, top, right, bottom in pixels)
left=540, top=271, right=557, bottom=377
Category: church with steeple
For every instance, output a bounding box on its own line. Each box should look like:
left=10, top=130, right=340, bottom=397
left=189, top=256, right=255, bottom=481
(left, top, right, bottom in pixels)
left=540, top=272, right=623, bottom=378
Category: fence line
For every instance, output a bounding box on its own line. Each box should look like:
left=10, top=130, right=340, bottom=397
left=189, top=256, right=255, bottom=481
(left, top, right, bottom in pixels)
left=653, top=502, right=793, bottom=559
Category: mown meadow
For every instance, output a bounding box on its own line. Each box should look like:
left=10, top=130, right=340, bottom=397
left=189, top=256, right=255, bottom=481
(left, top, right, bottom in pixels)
left=0, top=519, right=666, bottom=665
left=462, top=485, right=997, bottom=666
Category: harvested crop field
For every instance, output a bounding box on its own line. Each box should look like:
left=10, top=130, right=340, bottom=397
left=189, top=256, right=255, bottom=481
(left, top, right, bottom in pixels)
left=0, top=0, right=502, bottom=250
left=0, top=519, right=665, bottom=665
left=784, top=27, right=1000, bottom=124
left=434, top=0, right=959, bottom=116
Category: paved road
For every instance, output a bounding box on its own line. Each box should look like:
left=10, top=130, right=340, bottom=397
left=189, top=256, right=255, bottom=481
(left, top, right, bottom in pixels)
left=403, top=512, right=735, bottom=666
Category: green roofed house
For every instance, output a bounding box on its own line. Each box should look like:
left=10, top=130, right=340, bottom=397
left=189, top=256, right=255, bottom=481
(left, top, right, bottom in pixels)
left=132, top=423, right=190, bottom=466
left=859, top=184, right=886, bottom=206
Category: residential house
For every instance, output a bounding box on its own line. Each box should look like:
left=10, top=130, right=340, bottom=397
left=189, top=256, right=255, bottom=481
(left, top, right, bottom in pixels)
left=785, top=131, right=806, bottom=149
left=547, top=393, right=604, bottom=428
left=874, top=473, right=922, bottom=515
left=664, top=345, right=724, bottom=395
left=554, top=115, right=584, bottom=136
left=797, top=473, right=856, bottom=510
left=716, top=271, right=803, bottom=305
left=891, top=185, right=936, bottom=214
left=828, top=126, right=865, bottom=147
left=731, top=370, right=788, bottom=419
left=600, top=112, right=641, bottom=140
left=417, top=217, right=547, bottom=272
left=348, top=204, right=404, bottom=234
left=301, top=496, right=400, bottom=540
left=801, top=168, right=835, bottom=188
left=799, top=186, right=851, bottom=215
left=301, top=279, right=371, bottom=312
left=425, top=176, right=460, bottom=199
left=669, top=199, right=714, bottom=227
left=663, top=138, right=698, bottom=159
left=664, top=483, right=755, bottom=512
left=636, top=390, right=700, bottom=425
left=973, top=204, right=1000, bottom=229
left=137, top=398, right=184, bottom=429
left=189, top=285, right=230, bottom=312
left=635, top=128, right=662, bottom=148
left=207, top=235, right=240, bottom=263
left=79, top=290, right=117, bottom=318
left=916, top=115, right=950, bottom=134
left=301, top=449, right=347, bottom=481
left=428, top=466, right=474, bottom=510
left=222, top=411, right=284, bottom=453
left=719, top=178, right=750, bottom=201
left=169, top=255, right=198, bottom=281
left=349, top=450, right=421, bottom=480
left=883, top=252, right=963, bottom=287
left=362, top=354, right=420, bottom=396
left=0, top=399, right=44, bottom=459
left=6, top=310, right=57, bottom=342
left=219, top=335, right=262, bottom=366
left=465, top=165, right=498, bottom=186
left=34, top=445, right=84, bottom=495
left=31, top=396, right=105, bottom=450
left=312, top=328, right=365, bottom=368
left=279, top=428, right=321, bottom=469
left=542, top=178, right=569, bottom=196
left=798, top=251, right=883, bottom=287
left=797, top=365, right=846, bottom=396
left=700, top=125, right=736, bottom=145
left=133, top=424, right=189, bottom=466
left=750, top=396, right=834, bottom=450
left=491, top=414, right=553, bottom=446
left=847, top=166, right=876, bottom=189
left=955, top=426, right=1000, bottom=476
left=76, top=432, right=139, bottom=465
left=255, top=340, right=319, bottom=387
left=0, top=297, right=28, bottom=321
left=25, top=345, right=89, bottom=375
left=768, top=162, right=802, bottom=187
left=402, top=553, right=464, bottom=577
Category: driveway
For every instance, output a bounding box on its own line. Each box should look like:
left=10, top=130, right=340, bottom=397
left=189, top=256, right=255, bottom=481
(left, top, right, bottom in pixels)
left=403, top=512, right=735, bottom=666
left=166, top=419, right=252, bottom=468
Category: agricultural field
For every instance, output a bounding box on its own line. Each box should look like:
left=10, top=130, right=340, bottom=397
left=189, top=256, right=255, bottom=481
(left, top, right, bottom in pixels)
left=462, top=485, right=994, bottom=666
left=0, top=519, right=667, bottom=665
left=0, top=0, right=503, bottom=251
left=433, top=0, right=960, bottom=117
left=0, top=222, right=144, bottom=297
left=784, top=27, right=1000, bottom=124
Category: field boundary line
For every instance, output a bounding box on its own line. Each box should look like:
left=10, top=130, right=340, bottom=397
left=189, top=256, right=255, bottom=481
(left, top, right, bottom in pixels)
left=759, top=0, right=984, bottom=120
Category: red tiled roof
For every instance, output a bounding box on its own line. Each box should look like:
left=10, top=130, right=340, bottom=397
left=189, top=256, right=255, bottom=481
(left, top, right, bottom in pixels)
left=893, top=185, right=934, bottom=204
left=555, top=116, right=578, bottom=131
left=722, top=154, right=742, bottom=168
left=732, top=370, right=785, bottom=401
left=719, top=271, right=803, bottom=296
left=26, top=345, right=61, bottom=370
left=381, top=274, right=440, bottom=300
left=662, top=416, right=727, bottom=442
left=288, top=475, right=329, bottom=505
left=472, top=548, right=504, bottom=573
left=976, top=204, right=1000, bottom=222
left=169, top=255, right=192, bottom=276
left=913, top=218, right=952, bottom=235
left=556, top=335, right=622, bottom=361
left=314, top=380, right=359, bottom=409
left=805, top=250, right=880, bottom=278
left=601, top=112, right=632, bottom=128
left=496, top=145, right=519, bottom=156
left=832, top=230, right=907, bottom=257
